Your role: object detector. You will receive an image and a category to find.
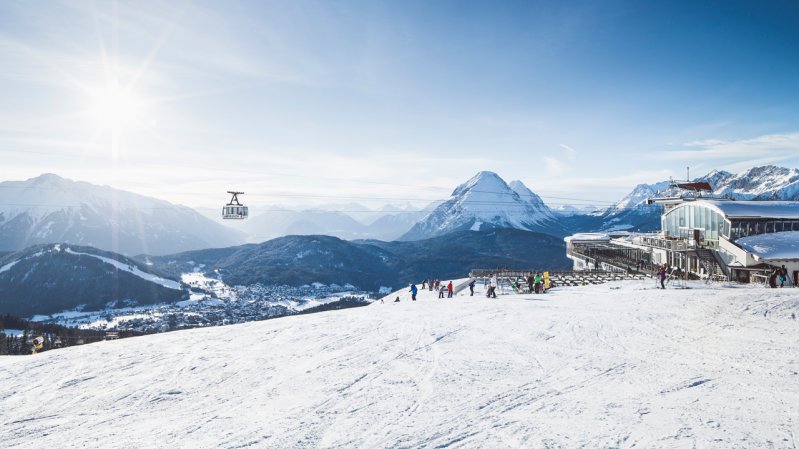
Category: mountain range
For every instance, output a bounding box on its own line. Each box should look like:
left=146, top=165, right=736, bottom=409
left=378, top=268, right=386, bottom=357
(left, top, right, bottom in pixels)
left=240, top=207, right=430, bottom=242
left=595, top=165, right=799, bottom=232
left=3, top=165, right=799, bottom=318
left=0, top=229, right=570, bottom=317
left=144, top=228, right=570, bottom=293
left=7, top=166, right=797, bottom=250
left=0, top=174, right=245, bottom=256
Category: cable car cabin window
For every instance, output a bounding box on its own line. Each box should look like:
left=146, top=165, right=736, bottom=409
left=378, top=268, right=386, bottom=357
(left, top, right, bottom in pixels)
left=223, top=205, right=248, bottom=219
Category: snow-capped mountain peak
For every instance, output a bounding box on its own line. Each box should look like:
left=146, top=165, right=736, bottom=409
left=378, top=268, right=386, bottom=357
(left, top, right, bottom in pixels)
left=508, top=179, right=550, bottom=210
left=400, top=171, right=561, bottom=240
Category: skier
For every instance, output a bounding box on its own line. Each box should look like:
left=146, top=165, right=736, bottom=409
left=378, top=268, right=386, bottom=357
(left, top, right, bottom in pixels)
left=447, top=281, right=453, bottom=298
left=394, top=296, right=400, bottom=303
left=534, top=273, right=542, bottom=294
left=422, top=279, right=427, bottom=290
left=439, top=284, right=446, bottom=298
left=657, top=264, right=667, bottom=289
left=489, top=274, right=498, bottom=298
left=527, top=272, right=534, bottom=294
left=31, top=336, right=44, bottom=355
left=409, top=283, right=418, bottom=301
left=468, top=279, right=476, bottom=296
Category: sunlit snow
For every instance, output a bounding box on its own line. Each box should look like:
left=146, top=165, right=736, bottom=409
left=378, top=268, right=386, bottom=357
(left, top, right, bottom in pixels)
left=2, top=280, right=798, bottom=448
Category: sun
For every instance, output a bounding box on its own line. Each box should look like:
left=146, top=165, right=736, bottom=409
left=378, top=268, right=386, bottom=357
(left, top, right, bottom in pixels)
left=89, top=82, right=143, bottom=131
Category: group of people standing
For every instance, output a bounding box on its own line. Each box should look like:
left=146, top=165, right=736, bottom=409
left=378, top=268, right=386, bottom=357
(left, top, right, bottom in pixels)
left=405, top=271, right=552, bottom=302
left=769, top=265, right=791, bottom=288
left=525, top=272, right=545, bottom=294
left=421, top=279, right=444, bottom=292
left=414, top=278, right=454, bottom=299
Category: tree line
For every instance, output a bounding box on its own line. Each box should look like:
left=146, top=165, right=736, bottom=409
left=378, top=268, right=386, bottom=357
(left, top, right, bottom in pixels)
left=0, top=314, right=141, bottom=355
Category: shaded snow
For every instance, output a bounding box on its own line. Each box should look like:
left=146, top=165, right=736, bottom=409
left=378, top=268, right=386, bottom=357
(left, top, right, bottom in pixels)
left=2, top=281, right=799, bottom=448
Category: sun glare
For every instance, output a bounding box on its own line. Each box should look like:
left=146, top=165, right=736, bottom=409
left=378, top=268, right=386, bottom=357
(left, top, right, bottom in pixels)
left=90, top=82, right=143, bottom=130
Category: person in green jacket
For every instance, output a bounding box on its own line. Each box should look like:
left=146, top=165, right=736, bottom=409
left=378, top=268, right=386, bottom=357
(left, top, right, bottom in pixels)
left=534, top=273, right=542, bottom=293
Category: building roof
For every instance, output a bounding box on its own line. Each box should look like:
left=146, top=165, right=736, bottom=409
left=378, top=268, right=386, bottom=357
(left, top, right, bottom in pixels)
left=735, top=231, right=799, bottom=261
left=675, top=182, right=713, bottom=192
left=699, top=200, right=799, bottom=219
left=564, top=233, right=611, bottom=244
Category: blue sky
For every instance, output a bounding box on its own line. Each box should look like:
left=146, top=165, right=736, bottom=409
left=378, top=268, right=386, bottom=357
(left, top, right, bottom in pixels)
left=1, top=0, right=798, bottom=209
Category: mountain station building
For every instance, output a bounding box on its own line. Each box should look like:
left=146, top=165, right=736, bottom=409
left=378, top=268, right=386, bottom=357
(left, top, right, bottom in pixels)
left=566, top=197, right=799, bottom=286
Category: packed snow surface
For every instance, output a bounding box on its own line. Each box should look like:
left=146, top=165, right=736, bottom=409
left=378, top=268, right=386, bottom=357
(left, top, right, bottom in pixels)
left=2, top=281, right=799, bottom=448
left=735, top=231, right=799, bottom=261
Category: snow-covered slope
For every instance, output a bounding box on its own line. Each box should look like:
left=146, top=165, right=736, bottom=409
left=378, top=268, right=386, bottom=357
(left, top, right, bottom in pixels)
left=400, top=171, right=561, bottom=240
left=2, top=281, right=798, bottom=448
left=0, top=174, right=245, bottom=255
left=0, top=244, right=185, bottom=317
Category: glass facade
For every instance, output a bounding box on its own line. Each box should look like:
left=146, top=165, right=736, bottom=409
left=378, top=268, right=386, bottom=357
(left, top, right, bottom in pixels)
left=662, top=202, right=799, bottom=241
left=728, top=220, right=799, bottom=240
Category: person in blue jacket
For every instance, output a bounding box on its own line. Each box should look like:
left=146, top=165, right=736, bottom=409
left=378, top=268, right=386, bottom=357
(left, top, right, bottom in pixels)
left=409, top=283, right=418, bottom=301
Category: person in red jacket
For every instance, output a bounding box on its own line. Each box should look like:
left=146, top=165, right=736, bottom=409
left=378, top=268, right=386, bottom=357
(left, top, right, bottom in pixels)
left=447, top=281, right=453, bottom=298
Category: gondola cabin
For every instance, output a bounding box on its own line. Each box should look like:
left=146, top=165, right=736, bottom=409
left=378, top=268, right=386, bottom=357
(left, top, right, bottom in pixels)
left=223, top=191, right=248, bottom=219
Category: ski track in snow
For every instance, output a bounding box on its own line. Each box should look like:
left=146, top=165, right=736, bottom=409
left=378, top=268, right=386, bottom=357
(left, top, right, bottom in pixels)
left=64, top=248, right=181, bottom=290
left=2, top=281, right=799, bottom=448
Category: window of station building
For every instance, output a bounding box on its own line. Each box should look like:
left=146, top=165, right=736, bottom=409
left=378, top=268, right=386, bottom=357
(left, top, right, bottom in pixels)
left=710, top=211, right=718, bottom=240
left=700, top=207, right=706, bottom=230
left=730, top=221, right=741, bottom=240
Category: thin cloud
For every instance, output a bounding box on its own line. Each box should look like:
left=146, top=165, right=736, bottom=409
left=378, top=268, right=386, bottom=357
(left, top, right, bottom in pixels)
left=658, top=132, right=799, bottom=163
left=558, top=143, right=577, bottom=160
